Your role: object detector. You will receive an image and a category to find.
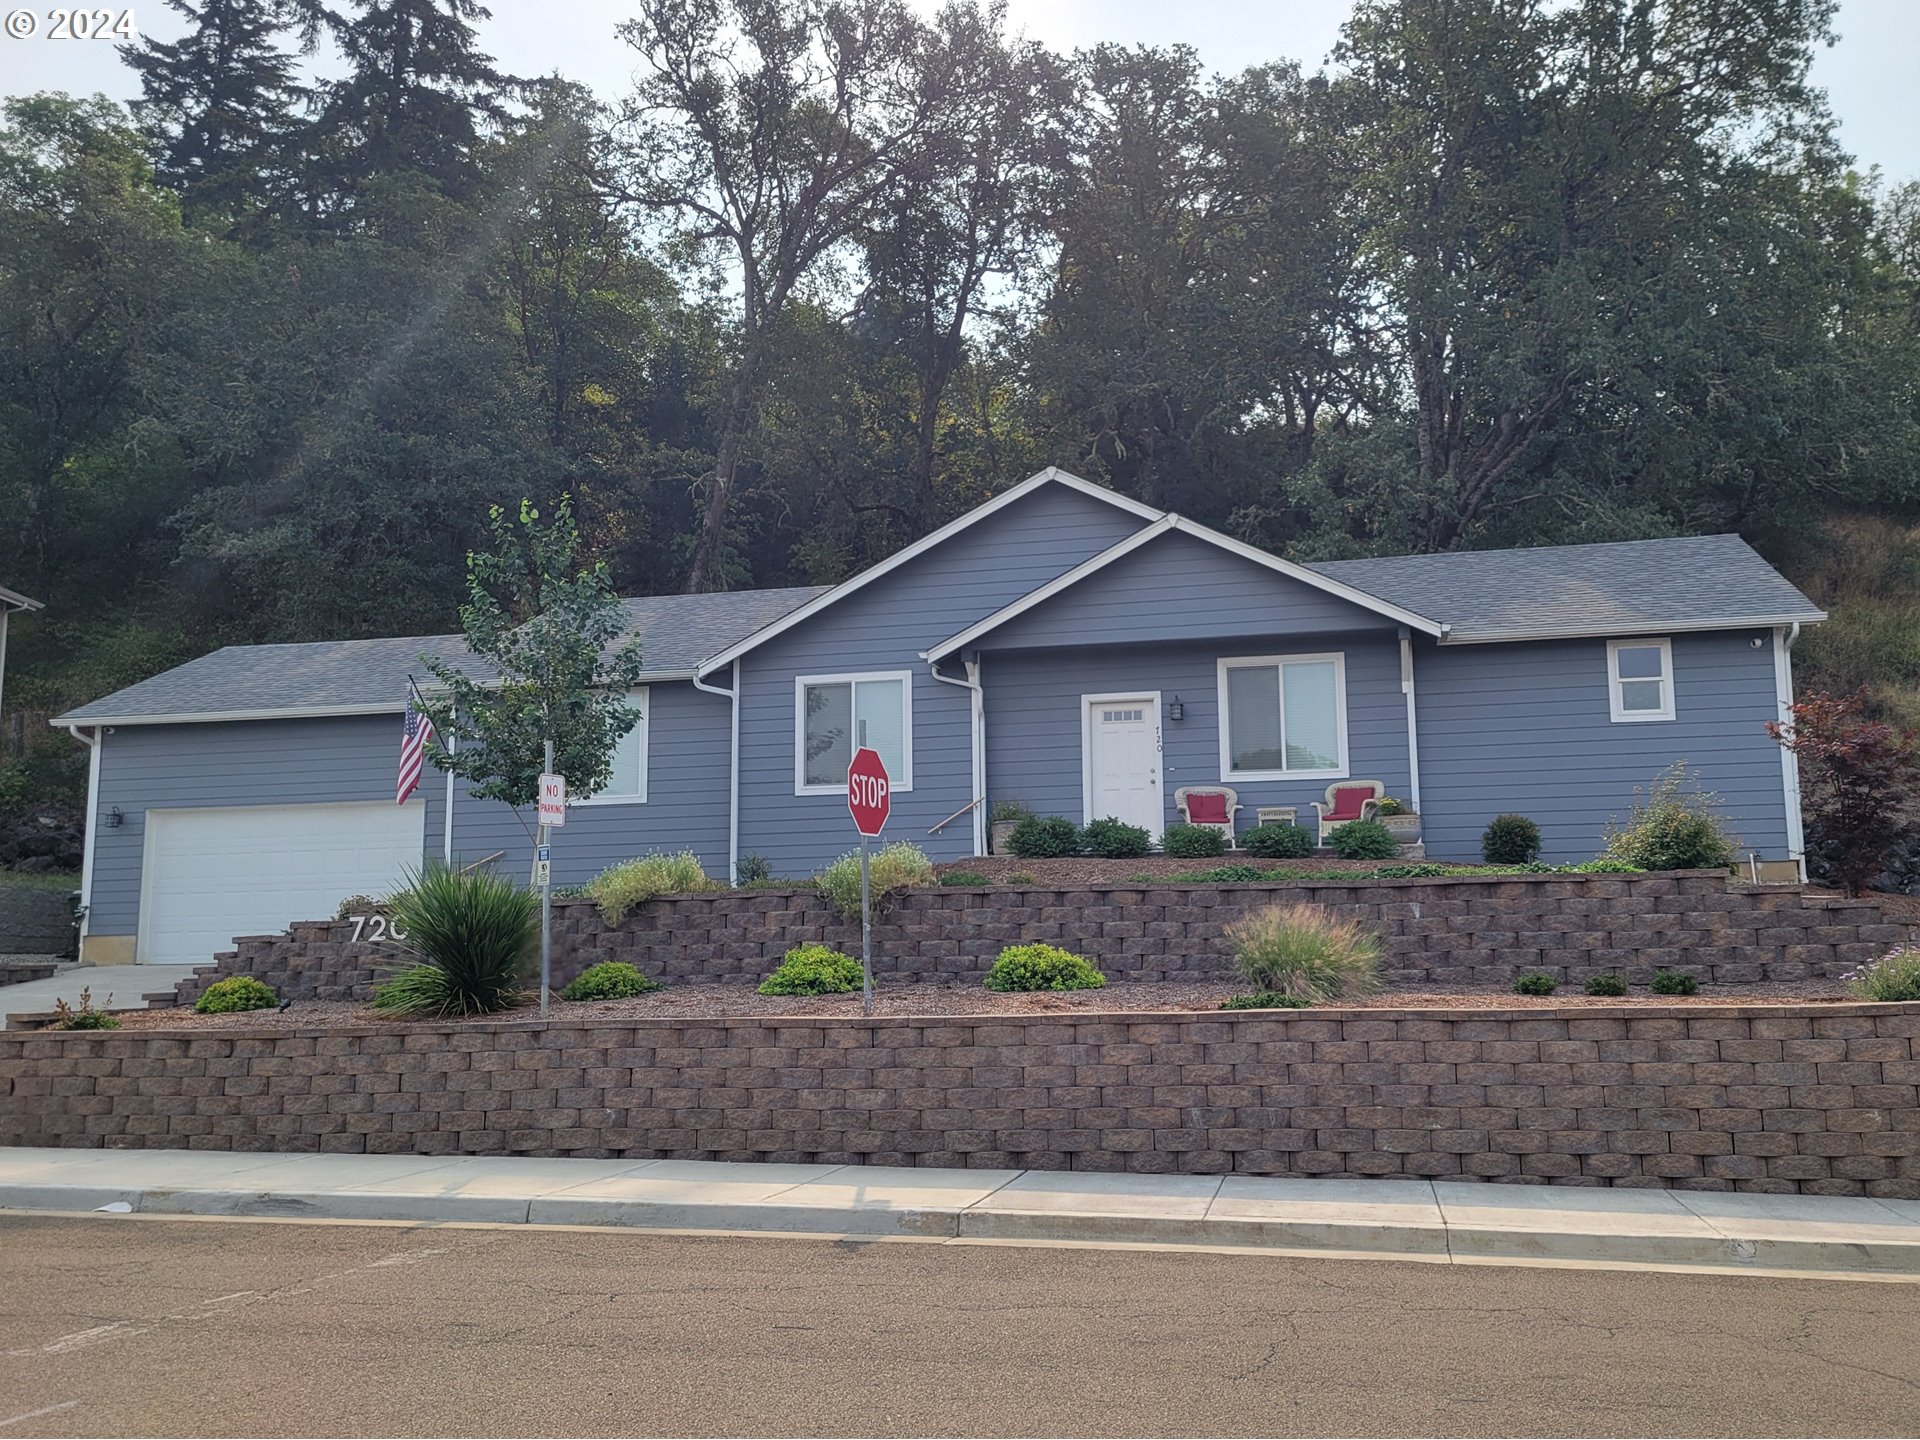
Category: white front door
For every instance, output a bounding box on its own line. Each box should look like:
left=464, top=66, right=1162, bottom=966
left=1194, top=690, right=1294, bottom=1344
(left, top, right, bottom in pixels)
left=1084, top=694, right=1163, bottom=838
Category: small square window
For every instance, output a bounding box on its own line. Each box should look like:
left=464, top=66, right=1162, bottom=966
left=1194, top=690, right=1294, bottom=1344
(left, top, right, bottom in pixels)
left=1607, top=640, right=1674, bottom=722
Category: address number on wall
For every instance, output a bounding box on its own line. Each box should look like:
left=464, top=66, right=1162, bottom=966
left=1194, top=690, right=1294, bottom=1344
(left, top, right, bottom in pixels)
left=346, top=914, right=408, bottom=944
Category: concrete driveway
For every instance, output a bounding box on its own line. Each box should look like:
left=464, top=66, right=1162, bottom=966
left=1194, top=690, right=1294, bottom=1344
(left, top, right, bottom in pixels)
left=0, top=965, right=196, bottom=1022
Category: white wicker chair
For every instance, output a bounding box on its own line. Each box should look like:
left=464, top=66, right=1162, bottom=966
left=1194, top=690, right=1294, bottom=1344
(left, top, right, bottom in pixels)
left=1174, top=785, right=1240, bottom=844
left=1310, top=780, right=1385, bottom=846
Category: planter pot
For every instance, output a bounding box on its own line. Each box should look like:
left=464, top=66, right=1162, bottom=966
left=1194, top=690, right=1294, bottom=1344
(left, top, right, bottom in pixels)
left=990, top=820, right=1020, bottom=855
left=1380, top=814, right=1422, bottom=843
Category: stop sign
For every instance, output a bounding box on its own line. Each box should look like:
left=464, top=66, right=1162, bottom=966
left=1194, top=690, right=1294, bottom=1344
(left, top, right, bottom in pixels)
left=847, top=747, right=891, bottom=837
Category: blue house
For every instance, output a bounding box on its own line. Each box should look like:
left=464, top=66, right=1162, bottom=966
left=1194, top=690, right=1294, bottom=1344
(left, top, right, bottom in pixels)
left=53, top=468, right=1824, bottom=966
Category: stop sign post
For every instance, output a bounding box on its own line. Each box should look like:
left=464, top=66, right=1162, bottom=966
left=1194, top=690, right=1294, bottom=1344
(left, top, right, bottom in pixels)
left=847, top=746, right=890, bottom=1014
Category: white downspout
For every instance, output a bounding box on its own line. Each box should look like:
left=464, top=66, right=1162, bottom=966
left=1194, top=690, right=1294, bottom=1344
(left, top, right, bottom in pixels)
left=928, top=654, right=986, bottom=856
left=1399, top=628, right=1422, bottom=816
left=0, top=608, right=9, bottom=739
left=1775, top=623, right=1806, bottom=879
left=64, top=723, right=101, bottom=961
left=442, top=716, right=456, bottom=865
left=692, top=661, right=741, bottom=881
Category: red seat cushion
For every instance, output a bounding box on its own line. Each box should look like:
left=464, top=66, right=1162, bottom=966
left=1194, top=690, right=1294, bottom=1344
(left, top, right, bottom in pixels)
left=1326, top=786, right=1372, bottom=821
left=1185, top=792, right=1230, bottom=824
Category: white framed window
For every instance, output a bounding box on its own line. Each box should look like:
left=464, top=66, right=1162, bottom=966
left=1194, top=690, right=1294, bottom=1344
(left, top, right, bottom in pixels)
left=1608, top=638, right=1675, bottom=722
left=795, top=670, right=913, bottom=794
left=1215, top=653, right=1349, bottom=781
left=574, top=688, right=648, bottom=804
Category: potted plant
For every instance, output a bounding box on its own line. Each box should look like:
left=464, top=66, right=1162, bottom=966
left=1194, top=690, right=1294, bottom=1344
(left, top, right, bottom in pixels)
left=1375, top=796, right=1421, bottom=844
left=989, top=799, right=1031, bottom=855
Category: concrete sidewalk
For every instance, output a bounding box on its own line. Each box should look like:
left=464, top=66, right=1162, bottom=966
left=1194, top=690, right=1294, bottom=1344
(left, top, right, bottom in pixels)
left=3, top=1147, right=1918, bottom=1279
left=0, top=965, right=197, bottom=1023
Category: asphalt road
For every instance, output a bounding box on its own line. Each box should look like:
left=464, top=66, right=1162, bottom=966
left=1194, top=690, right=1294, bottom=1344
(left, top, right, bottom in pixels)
left=3, top=1214, right=1919, bottom=1438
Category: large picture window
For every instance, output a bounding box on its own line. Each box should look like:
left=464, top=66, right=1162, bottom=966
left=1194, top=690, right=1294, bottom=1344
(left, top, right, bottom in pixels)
left=1608, top=638, right=1675, bottom=722
left=1216, top=654, right=1348, bottom=780
left=574, top=688, right=648, bottom=804
left=795, top=671, right=913, bottom=793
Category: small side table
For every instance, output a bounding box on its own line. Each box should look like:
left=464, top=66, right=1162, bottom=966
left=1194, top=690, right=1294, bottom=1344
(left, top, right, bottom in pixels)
left=1254, top=806, right=1298, bottom=827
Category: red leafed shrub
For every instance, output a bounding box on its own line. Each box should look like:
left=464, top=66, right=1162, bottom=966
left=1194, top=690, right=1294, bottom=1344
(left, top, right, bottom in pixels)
left=1767, top=690, right=1920, bottom=896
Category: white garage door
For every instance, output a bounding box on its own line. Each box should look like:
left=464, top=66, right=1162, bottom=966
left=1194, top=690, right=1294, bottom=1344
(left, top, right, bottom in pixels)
left=139, top=801, right=427, bottom=964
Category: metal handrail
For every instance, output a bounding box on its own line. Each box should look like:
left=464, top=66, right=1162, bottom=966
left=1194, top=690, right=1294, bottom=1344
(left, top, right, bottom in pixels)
left=927, top=796, right=982, bottom=835
left=459, top=850, right=507, bottom=874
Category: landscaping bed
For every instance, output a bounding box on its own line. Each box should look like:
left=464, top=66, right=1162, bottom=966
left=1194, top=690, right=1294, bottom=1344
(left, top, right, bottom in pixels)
left=935, top=855, right=1464, bottom=885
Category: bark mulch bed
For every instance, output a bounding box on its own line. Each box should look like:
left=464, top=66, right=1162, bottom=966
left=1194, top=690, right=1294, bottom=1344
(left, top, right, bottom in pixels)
left=933, top=855, right=1443, bottom=886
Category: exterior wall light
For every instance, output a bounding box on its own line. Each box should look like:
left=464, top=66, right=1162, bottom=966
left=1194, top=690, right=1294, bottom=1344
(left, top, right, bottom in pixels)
left=106, top=806, right=123, bottom=828
left=1167, top=696, right=1185, bottom=722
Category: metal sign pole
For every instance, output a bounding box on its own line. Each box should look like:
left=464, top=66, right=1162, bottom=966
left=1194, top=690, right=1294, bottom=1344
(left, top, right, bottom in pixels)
left=860, top=832, right=873, bottom=1016
left=540, top=736, right=553, bottom=1019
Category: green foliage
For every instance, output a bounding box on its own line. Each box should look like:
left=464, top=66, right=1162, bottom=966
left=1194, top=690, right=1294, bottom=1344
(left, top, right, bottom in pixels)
left=560, top=961, right=661, bottom=1002
left=939, top=871, right=990, bottom=887
left=586, top=852, right=720, bottom=924
left=1079, top=816, right=1152, bottom=859
left=1603, top=764, right=1738, bottom=872
left=735, top=853, right=773, bottom=886
left=1163, top=823, right=1227, bottom=859
left=1845, top=947, right=1920, bottom=1003
left=1374, top=796, right=1410, bottom=817
left=1224, top=904, right=1382, bottom=1002
left=989, top=799, right=1032, bottom=823
left=1219, top=991, right=1312, bottom=1010
left=758, top=944, right=862, bottom=996
left=1512, top=971, right=1558, bottom=996
left=195, top=976, right=279, bottom=1014
left=1769, top=689, right=1920, bottom=895
left=816, top=842, right=935, bottom=922
left=373, top=863, right=537, bottom=1017
left=1006, top=815, right=1079, bottom=859
left=1482, top=815, right=1542, bottom=865
left=1583, top=973, right=1629, bottom=997
left=1563, top=858, right=1642, bottom=874
left=1242, top=822, right=1314, bottom=859
left=1006, top=871, right=1037, bottom=885
left=984, top=943, right=1106, bottom=992
left=1172, top=864, right=1278, bottom=883
left=46, top=987, right=118, bottom=1030
left=1328, top=818, right=1397, bottom=861
left=1650, top=969, right=1700, bottom=996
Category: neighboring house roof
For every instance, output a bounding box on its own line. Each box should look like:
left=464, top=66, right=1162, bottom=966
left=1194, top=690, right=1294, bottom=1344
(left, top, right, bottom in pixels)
left=1307, top=534, right=1825, bottom=644
left=0, top=583, right=44, bottom=613
left=52, top=586, right=828, bottom=726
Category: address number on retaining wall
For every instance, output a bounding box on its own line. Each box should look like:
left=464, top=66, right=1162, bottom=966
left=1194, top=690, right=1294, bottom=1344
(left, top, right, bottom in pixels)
left=346, top=914, right=408, bottom=943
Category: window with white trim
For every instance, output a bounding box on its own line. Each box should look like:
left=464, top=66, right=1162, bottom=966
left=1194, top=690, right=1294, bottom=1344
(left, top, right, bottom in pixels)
left=1608, top=639, right=1675, bottom=722
left=796, top=671, right=913, bottom=793
left=577, top=688, right=648, bottom=803
left=1216, top=654, right=1348, bottom=779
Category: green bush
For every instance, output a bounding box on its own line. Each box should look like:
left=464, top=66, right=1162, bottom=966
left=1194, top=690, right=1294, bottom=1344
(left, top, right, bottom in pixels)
left=1513, top=970, right=1558, bottom=996
left=1583, top=973, right=1629, bottom=997
left=758, top=944, right=863, bottom=996
left=46, top=987, right=118, bottom=1030
left=1219, top=991, right=1312, bottom=1010
left=1563, top=858, right=1642, bottom=874
left=560, top=961, right=661, bottom=1002
left=1370, top=863, right=1452, bottom=877
left=985, top=943, right=1106, bottom=992
left=1006, top=871, right=1036, bottom=884
left=1173, top=864, right=1278, bottom=882
left=1242, top=822, right=1314, bottom=859
left=1163, top=823, right=1227, bottom=858
left=1225, top=903, right=1383, bottom=1003
left=1845, top=947, right=1920, bottom=1002
left=940, top=871, right=990, bottom=887
left=816, top=841, right=935, bottom=922
left=586, top=851, right=720, bottom=924
left=735, top=853, right=772, bottom=886
left=373, top=863, right=537, bottom=1017
left=1007, top=815, right=1080, bottom=858
left=1079, top=816, right=1152, bottom=859
left=1603, top=763, right=1738, bottom=872
left=1650, top=969, right=1700, bottom=996
left=1482, top=814, right=1542, bottom=864
left=195, top=976, right=279, bottom=1014
left=1329, top=818, right=1397, bottom=861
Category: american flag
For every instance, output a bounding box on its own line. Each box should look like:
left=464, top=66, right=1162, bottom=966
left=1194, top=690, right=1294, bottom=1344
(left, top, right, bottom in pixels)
left=397, top=686, right=436, bottom=805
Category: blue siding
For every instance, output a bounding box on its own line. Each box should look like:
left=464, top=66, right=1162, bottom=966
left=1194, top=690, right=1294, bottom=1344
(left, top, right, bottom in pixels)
left=984, top=637, right=1412, bottom=834
left=735, top=482, right=1147, bottom=876
left=1415, top=631, right=1791, bottom=863
left=981, top=530, right=1397, bottom=651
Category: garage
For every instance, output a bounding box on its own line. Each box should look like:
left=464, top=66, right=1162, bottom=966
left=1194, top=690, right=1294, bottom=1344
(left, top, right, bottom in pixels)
left=137, top=801, right=426, bottom=965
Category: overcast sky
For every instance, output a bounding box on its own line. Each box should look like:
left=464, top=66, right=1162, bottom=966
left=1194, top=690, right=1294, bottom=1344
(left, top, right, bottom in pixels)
left=7, top=0, right=1915, bottom=182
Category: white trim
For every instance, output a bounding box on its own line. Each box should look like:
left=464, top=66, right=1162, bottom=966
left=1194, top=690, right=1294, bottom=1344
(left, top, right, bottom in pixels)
left=1215, top=652, right=1351, bottom=782
left=67, top=724, right=100, bottom=951
left=1441, top=614, right=1824, bottom=646
left=1399, top=629, right=1422, bottom=815
left=442, top=717, right=456, bottom=864
left=697, top=469, right=1162, bottom=679
left=1774, top=625, right=1806, bottom=873
left=793, top=669, right=916, bottom=795
left=1606, top=637, right=1675, bottom=723
left=1080, top=691, right=1164, bottom=838
left=0, top=608, right=9, bottom=733
left=924, top=514, right=1445, bottom=661
left=570, top=687, right=651, bottom=806
left=692, top=662, right=741, bottom=880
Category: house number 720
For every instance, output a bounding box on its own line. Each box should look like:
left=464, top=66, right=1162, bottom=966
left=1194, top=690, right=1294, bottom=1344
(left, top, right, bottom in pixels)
left=347, top=914, right=407, bottom=943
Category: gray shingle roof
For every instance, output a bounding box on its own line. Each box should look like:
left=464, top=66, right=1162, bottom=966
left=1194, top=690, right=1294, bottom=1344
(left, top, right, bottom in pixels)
left=54, top=586, right=829, bottom=724
left=1308, top=533, right=1824, bottom=643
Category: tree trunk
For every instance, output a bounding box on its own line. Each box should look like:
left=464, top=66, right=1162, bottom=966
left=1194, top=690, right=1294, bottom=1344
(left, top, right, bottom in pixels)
left=684, top=350, right=764, bottom=593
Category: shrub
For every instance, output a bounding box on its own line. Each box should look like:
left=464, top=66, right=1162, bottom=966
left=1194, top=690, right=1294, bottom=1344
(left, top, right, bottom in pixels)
left=1583, top=973, right=1628, bottom=997
left=1371, top=863, right=1452, bottom=878
left=816, top=841, right=935, bottom=922
left=1079, top=816, right=1152, bottom=859
left=1219, top=991, right=1312, bottom=1010
left=1163, top=823, right=1227, bottom=859
left=1242, top=822, right=1314, bottom=859
left=1844, top=946, right=1920, bottom=1002
left=1224, top=903, right=1382, bottom=1003
left=1769, top=690, right=1920, bottom=896
left=586, top=851, right=720, bottom=924
left=1512, top=971, right=1558, bottom=996
left=1603, top=763, right=1738, bottom=872
left=195, top=976, right=279, bottom=1014
left=1007, top=871, right=1036, bottom=884
left=560, top=961, right=661, bottom=1002
left=373, top=863, right=537, bottom=1017
left=1482, top=814, right=1542, bottom=865
left=1650, top=969, right=1700, bottom=996
left=1173, top=864, right=1278, bottom=882
left=940, top=871, right=990, bottom=887
left=1006, top=815, right=1079, bottom=858
left=1564, top=858, right=1642, bottom=874
left=335, top=893, right=381, bottom=920
left=46, top=987, right=118, bottom=1030
left=758, top=944, right=863, bottom=996
left=735, top=853, right=772, bottom=886
left=984, top=943, right=1106, bottom=992
left=1329, top=818, right=1397, bottom=861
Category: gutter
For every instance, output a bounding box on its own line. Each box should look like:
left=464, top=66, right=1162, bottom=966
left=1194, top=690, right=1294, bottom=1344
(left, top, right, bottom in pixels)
left=63, top=723, right=101, bottom=957
left=691, top=661, right=741, bottom=881
left=1435, top=614, right=1823, bottom=646
left=927, top=655, right=986, bottom=856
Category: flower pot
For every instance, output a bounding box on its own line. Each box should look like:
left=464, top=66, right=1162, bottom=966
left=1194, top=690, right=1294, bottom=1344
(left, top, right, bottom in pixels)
left=990, top=820, right=1020, bottom=855
left=1380, top=813, right=1422, bottom=843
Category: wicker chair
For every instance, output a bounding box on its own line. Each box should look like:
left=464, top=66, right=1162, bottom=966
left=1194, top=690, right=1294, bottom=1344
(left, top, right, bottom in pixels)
left=1310, top=780, right=1385, bottom=846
